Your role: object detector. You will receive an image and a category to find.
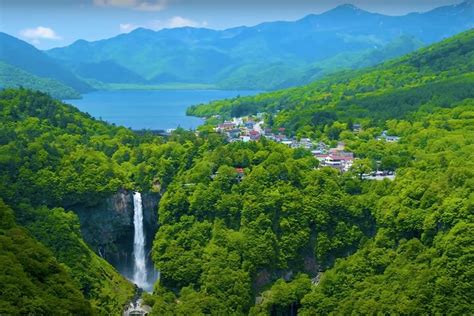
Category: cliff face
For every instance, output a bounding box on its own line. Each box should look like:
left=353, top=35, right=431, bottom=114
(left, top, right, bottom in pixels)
left=71, top=190, right=160, bottom=279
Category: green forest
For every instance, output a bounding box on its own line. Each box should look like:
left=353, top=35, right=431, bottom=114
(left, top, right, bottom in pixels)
left=0, top=28, right=473, bottom=316
left=0, top=61, right=81, bottom=99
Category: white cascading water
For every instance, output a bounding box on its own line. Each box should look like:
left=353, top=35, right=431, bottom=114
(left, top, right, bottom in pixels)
left=132, top=192, right=147, bottom=289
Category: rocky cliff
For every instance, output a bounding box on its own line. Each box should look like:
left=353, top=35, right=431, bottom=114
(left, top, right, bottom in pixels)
left=71, top=190, right=160, bottom=280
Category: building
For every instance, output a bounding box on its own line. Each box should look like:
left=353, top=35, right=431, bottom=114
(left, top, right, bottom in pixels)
left=378, top=130, right=400, bottom=142
left=216, top=121, right=236, bottom=132
left=315, top=149, right=354, bottom=173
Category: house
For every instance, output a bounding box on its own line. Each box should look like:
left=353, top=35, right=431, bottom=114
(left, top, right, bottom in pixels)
left=377, top=130, right=400, bottom=142
left=233, top=117, right=244, bottom=126
left=298, top=138, right=313, bottom=149
left=336, top=142, right=345, bottom=150
left=352, top=123, right=361, bottom=133
left=217, top=121, right=236, bottom=132
left=227, top=128, right=241, bottom=139
left=240, top=135, right=251, bottom=142
left=249, top=130, right=261, bottom=140
left=245, top=122, right=254, bottom=129
left=235, top=167, right=245, bottom=181
left=316, top=141, right=329, bottom=152
left=315, top=150, right=354, bottom=173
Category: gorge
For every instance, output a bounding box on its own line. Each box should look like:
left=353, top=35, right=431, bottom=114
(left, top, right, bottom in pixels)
left=0, top=4, right=472, bottom=313
left=70, top=190, right=159, bottom=292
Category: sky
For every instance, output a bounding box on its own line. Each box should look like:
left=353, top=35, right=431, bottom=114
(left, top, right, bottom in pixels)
left=0, top=0, right=465, bottom=50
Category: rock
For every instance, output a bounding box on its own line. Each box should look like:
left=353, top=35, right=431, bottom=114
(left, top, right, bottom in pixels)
left=70, top=189, right=160, bottom=279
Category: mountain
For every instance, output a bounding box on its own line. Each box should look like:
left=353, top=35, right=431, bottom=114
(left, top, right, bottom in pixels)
left=0, top=61, right=81, bottom=99
left=0, top=32, right=92, bottom=96
left=47, top=1, right=474, bottom=90
left=188, top=28, right=474, bottom=129
left=1, top=27, right=473, bottom=314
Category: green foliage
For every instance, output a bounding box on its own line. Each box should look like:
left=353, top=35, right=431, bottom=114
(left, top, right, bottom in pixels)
left=299, top=104, right=474, bottom=315
left=250, top=274, right=312, bottom=315
left=1, top=26, right=473, bottom=316
left=17, top=204, right=135, bottom=314
left=150, top=141, right=373, bottom=313
left=0, top=199, right=93, bottom=315
left=0, top=88, right=222, bottom=314
left=0, top=61, right=81, bottom=99
left=0, top=88, right=203, bottom=207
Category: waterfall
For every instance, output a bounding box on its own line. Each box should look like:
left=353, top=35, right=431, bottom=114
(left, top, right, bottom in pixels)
left=132, top=192, right=147, bottom=290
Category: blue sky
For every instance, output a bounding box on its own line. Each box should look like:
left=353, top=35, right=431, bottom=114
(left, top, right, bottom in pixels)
left=0, top=0, right=464, bottom=50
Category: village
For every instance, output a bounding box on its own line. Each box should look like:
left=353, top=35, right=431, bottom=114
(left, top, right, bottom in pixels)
left=214, top=115, right=399, bottom=178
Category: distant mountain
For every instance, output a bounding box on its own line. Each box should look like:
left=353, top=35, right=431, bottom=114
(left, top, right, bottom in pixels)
left=0, top=32, right=92, bottom=96
left=47, top=1, right=473, bottom=90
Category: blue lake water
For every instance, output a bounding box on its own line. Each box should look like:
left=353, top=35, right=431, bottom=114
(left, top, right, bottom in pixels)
left=66, top=90, right=259, bottom=130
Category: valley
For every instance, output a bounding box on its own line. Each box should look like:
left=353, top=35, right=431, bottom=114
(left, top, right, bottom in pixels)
left=0, top=1, right=473, bottom=315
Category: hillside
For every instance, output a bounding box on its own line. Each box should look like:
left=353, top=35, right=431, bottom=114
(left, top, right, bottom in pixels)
left=0, top=32, right=92, bottom=97
left=0, top=89, right=142, bottom=314
left=0, top=61, right=81, bottom=99
left=1, top=24, right=473, bottom=314
left=141, top=29, right=474, bottom=314
left=188, top=29, right=474, bottom=133
left=47, top=1, right=474, bottom=90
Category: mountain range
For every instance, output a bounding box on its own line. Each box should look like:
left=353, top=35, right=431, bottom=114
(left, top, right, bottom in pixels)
left=188, top=28, right=474, bottom=131
left=1, top=25, right=473, bottom=314
left=1, top=1, right=473, bottom=97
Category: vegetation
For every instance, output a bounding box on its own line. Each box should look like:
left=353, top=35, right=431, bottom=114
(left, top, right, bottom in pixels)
left=300, top=103, right=474, bottom=314
left=140, top=99, right=472, bottom=315
left=145, top=30, right=473, bottom=314
left=0, top=61, right=81, bottom=99
left=0, top=88, right=224, bottom=314
left=146, top=140, right=373, bottom=314
left=0, top=199, right=93, bottom=315
left=0, top=23, right=473, bottom=316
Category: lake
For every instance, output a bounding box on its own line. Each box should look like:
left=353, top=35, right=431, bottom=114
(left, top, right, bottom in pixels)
left=66, top=90, right=259, bottom=130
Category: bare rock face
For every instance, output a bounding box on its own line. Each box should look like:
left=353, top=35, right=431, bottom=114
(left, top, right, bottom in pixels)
left=70, top=190, right=160, bottom=279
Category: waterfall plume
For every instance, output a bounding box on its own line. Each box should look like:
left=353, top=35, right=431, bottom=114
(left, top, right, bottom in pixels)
left=132, top=192, right=148, bottom=290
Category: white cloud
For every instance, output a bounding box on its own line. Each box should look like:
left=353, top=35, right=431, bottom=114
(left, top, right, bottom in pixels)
left=166, top=16, right=208, bottom=28
left=20, top=26, right=62, bottom=43
left=94, top=0, right=169, bottom=11
left=119, top=16, right=208, bottom=33
left=119, top=23, right=139, bottom=32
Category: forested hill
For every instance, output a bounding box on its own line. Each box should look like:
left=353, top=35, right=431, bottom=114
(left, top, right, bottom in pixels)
left=0, top=88, right=213, bottom=314
left=140, top=30, right=474, bottom=312
left=0, top=61, right=81, bottom=99
left=1, top=80, right=473, bottom=314
left=188, top=29, right=474, bottom=134
left=1, top=27, right=473, bottom=316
